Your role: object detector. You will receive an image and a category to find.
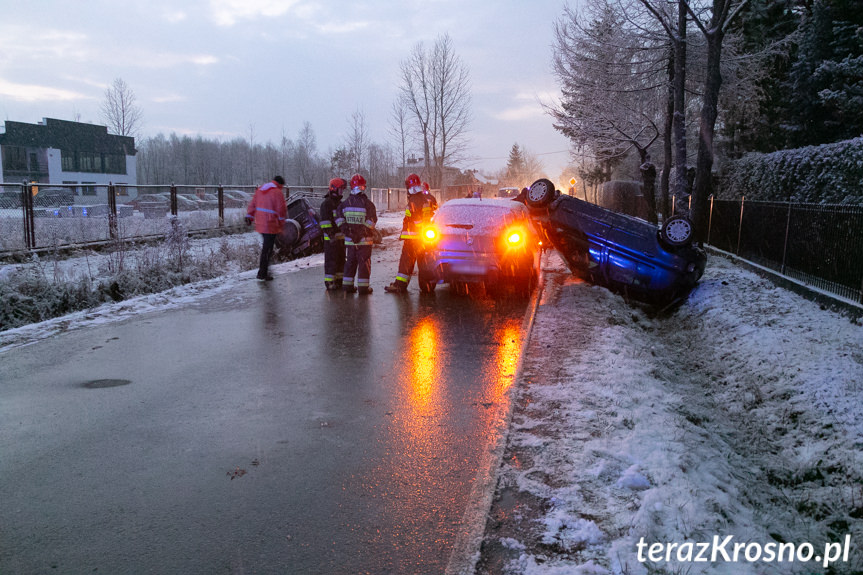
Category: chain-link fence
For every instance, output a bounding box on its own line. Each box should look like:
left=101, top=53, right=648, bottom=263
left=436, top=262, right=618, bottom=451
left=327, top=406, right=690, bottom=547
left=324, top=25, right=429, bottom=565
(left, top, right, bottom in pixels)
left=0, top=183, right=342, bottom=256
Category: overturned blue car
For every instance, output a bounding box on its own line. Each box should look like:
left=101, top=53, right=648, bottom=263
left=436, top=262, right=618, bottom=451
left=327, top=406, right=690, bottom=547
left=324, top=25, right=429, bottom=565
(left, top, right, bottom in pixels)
left=524, top=178, right=707, bottom=305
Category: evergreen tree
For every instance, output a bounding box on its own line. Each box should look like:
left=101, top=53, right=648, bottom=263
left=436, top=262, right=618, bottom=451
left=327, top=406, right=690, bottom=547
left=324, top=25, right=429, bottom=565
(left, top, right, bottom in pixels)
left=505, top=143, right=526, bottom=186
left=785, top=0, right=863, bottom=146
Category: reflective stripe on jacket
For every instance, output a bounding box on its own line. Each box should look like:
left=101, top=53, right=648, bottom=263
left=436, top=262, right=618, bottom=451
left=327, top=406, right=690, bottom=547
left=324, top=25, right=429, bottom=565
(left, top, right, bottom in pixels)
left=320, top=195, right=344, bottom=241
left=399, top=192, right=435, bottom=240
left=247, top=181, right=287, bottom=234
left=337, top=192, right=377, bottom=246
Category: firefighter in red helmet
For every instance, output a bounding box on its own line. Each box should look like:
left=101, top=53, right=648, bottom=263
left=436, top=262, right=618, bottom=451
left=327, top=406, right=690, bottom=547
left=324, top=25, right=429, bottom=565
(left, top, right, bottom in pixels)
left=384, top=173, right=436, bottom=293
left=335, top=174, right=377, bottom=294
left=321, top=177, right=347, bottom=290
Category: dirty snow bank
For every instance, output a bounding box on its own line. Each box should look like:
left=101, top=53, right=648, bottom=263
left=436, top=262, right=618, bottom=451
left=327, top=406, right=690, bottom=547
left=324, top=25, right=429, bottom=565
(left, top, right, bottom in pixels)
left=477, top=253, right=863, bottom=575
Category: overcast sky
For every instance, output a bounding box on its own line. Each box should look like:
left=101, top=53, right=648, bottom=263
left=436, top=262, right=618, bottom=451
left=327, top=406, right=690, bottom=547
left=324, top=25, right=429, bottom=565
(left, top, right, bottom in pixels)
left=0, top=0, right=576, bottom=181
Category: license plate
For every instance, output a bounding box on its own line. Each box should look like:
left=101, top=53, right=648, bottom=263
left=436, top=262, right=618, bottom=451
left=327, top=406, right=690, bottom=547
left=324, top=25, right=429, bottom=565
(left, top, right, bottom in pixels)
left=451, top=262, right=486, bottom=275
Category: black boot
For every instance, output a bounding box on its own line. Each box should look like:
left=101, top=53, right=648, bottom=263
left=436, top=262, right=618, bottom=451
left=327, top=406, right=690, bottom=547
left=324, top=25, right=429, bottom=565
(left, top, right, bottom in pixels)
left=343, top=285, right=357, bottom=293
left=358, top=286, right=373, bottom=295
left=384, top=281, right=407, bottom=293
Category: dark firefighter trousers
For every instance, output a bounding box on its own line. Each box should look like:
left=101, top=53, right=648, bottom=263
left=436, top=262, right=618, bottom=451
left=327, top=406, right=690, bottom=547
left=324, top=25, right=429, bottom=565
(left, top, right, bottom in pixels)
left=395, top=239, right=423, bottom=285
left=324, top=238, right=345, bottom=286
left=343, top=245, right=372, bottom=289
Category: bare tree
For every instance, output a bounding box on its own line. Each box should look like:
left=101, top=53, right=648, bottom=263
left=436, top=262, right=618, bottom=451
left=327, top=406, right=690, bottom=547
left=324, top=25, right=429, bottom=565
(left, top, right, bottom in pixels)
left=389, top=97, right=412, bottom=182
left=398, top=33, right=471, bottom=188
left=549, top=0, right=667, bottom=221
left=345, top=109, right=369, bottom=175
left=100, top=78, right=143, bottom=138
left=686, top=0, right=752, bottom=240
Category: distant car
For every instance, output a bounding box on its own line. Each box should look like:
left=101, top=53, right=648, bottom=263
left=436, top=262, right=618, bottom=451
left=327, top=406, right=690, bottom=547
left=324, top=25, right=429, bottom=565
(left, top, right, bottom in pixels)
left=0, top=190, right=22, bottom=209
left=223, top=190, right=252, bottom=208
left=159, top=193, right=201, bottom=211
left=524, top=178, right=706, bottom=304
left=416, top=198, right=542, bottom=295
left=179, top=193, right=218, bottom=210
left=124, top=194, right=169, bottom=218
left=33, top=187, right=75, bottom=207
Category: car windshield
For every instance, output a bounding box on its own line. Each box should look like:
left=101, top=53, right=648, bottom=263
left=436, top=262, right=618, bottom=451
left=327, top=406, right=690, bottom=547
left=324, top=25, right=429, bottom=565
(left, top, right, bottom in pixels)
left=435, top=204, right=520, bottom=234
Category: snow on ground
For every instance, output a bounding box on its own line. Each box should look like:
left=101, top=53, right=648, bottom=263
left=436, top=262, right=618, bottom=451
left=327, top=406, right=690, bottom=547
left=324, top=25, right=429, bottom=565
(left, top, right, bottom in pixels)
left=476, top=252, right=863, bottom=575
left=2, top=213, right=861, bottom=575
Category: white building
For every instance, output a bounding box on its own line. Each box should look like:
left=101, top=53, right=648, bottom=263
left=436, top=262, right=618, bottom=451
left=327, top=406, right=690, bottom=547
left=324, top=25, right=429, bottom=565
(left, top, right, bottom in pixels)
left=0, top=118, right=136, bottom=203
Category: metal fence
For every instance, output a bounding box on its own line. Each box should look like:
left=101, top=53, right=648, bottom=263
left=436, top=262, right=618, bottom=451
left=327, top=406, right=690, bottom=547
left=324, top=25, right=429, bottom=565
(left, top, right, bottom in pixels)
left=707, top=197, right=863, bottom=303
left=0, top=182, right=440, bottom=257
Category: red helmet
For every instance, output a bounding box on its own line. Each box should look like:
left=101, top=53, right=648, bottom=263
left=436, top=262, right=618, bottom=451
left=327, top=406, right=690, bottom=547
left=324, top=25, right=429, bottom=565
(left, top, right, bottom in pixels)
left=350, top=174, right=366, bottom=190
left=405, top=173, right=421, bottom=190
left=329, top=178, right=347, bottom=192
left=422, top=181, right=430, bottom=192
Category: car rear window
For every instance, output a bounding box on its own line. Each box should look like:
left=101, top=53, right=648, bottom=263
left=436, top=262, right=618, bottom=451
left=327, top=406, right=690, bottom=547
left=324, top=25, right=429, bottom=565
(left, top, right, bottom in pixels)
left=435, top=204, right=521, bottom=233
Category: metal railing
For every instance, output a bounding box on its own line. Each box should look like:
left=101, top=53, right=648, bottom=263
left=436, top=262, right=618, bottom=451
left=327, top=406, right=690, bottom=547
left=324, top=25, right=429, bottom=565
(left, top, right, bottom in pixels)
left=706, top=197, right=863, bottom=304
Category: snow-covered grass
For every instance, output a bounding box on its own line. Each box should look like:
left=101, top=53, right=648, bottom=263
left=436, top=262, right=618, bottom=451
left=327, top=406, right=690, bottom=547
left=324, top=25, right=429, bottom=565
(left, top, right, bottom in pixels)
left=477, top=252, right=863, bottom=574
left=0, top=222, right=262, bottom=332
left=0, top=212, right=404, bottom=348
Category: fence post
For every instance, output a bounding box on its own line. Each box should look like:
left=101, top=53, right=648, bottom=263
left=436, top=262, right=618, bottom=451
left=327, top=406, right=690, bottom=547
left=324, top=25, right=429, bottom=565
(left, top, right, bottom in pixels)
left=108, top=182, right=118, bottom=240
left=707, top=195, right=714, bottom=246
left=217, top=184, right=224, bottom=228
left=169, top=183, right=178, bottom=216
left=21, top=181, right=35, bottom=250
left=736, top=196, right=745, bottom=255
left=780, top=201, right=792, bottom=275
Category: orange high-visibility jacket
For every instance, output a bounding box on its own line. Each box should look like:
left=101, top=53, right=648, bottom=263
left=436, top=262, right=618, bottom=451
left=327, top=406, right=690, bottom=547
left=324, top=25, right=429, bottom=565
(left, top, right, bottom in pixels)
left=247, top=181, right=287, bottom=234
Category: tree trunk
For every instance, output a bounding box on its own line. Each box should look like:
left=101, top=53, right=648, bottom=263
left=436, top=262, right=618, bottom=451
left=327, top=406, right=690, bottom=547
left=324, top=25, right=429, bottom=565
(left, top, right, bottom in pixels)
left=692, top=18, right=724, bottom=243
left=672, top=0, right=689, bottom=215
left=661, top=48, right=674, bottom=220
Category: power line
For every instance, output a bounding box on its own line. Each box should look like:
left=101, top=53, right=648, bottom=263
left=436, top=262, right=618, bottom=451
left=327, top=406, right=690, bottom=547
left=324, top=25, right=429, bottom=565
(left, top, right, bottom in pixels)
left=469, top=149, right=571, bottom=161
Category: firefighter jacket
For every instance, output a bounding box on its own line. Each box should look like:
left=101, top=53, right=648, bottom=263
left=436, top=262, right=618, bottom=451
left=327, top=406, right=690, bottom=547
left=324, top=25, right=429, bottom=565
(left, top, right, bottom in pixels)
left=399, top=192, right=436, bottom=240
left=336, top=191, right=377, bottom=246
left=246, top=181, right=287, bottom=234
left=319, top=194, right=345, bottom=241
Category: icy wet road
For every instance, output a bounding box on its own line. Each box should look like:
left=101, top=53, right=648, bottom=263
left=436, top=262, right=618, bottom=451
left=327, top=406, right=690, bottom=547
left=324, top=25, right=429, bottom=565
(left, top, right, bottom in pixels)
left=0, top=247, right=533, bottom=574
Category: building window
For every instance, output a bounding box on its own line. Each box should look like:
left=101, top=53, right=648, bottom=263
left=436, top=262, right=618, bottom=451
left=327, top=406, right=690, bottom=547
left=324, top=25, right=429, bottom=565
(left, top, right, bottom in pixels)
left=81, top=182, right=97, bottom=196
left=115, top=183, right=129, bottom=196
left=59, top=151, right=127, bottom=174
left=2, top=146, right=27, bottom=171
left=104, top=154, right=126, bottom=174
left=61, top=151, right=76, bottom=172
left=63, top=181, right=79, bottom=195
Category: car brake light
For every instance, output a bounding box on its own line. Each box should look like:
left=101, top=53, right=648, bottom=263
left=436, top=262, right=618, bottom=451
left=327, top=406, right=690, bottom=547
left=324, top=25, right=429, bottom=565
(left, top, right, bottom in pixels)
left=504, top=226, right=525, bottom=247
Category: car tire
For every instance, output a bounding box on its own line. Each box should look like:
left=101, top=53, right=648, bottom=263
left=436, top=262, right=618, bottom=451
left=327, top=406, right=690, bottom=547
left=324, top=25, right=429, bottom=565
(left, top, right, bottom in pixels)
left=659, top=215, right=695, bottom=248
left=417, top=261, right=437, bottom=293
left=525, top=178, right=557, bottom=208
left=277, top=219, right=301, bottom=250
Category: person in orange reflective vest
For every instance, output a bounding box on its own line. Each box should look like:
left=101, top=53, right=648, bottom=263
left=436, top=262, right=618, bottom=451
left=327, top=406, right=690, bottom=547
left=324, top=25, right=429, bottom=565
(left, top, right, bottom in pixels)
left=320, top=177, right=347, bottom=290
left=384, top=173, right=436, bottom=293
left=335, top=174, right=377, bottom=295
left=245, top=175, right=287, bottom=281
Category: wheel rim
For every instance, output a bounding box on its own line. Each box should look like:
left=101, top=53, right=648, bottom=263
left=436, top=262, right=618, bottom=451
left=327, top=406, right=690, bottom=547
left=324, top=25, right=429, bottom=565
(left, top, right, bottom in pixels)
left=665, top=219, right=692, bottom=243
left=528, top=182, right=549, bottom=203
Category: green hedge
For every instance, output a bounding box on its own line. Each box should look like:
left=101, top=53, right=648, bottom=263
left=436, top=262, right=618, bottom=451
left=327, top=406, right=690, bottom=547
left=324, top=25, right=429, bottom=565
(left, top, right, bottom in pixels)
left=718, top=137, right=863, bottom=204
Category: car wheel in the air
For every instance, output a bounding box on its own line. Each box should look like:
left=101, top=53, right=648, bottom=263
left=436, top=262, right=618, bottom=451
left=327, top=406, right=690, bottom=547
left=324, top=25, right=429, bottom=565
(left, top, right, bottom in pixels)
left=659, top=215, right=694, bottom=248
left=525, top=178, right=557, bottom=208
